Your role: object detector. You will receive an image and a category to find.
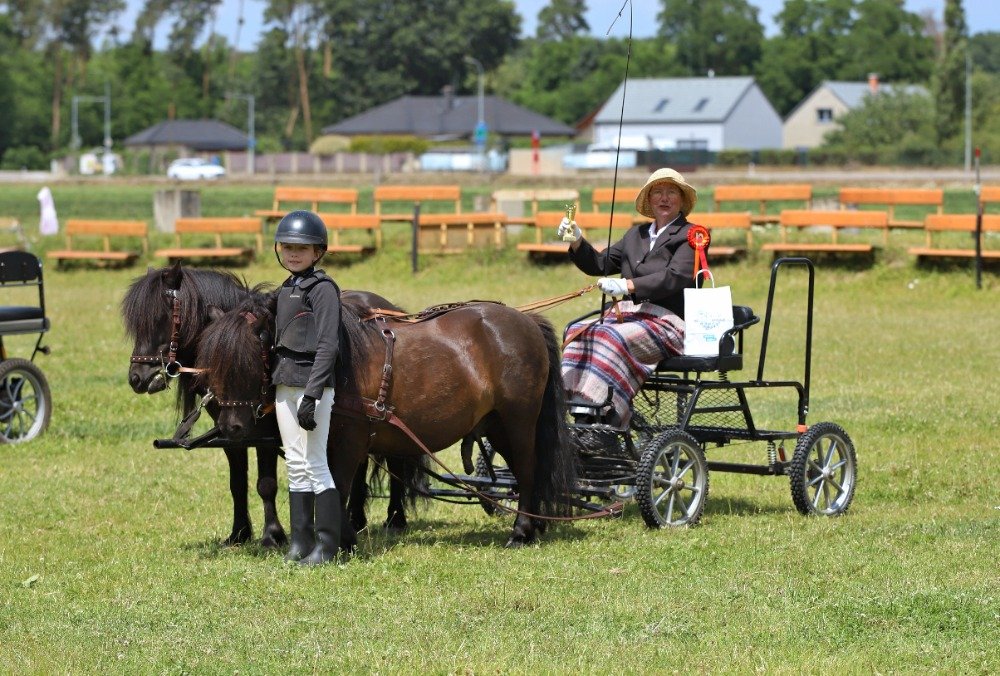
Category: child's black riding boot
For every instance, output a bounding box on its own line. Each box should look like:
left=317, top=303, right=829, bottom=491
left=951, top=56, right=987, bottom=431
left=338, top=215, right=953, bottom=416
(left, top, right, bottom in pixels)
left=301, top=488, right=341, bottom=566
left=284, top=491, right=315, bottom=562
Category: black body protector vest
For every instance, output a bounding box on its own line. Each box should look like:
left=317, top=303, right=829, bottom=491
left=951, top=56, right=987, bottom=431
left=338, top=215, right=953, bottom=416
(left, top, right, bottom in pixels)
left=272, top=270, right=339, bottom=388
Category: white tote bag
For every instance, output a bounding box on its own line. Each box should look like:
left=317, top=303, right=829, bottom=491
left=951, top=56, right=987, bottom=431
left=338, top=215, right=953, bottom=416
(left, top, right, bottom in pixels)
left=683, top=270, right=734, bottom=356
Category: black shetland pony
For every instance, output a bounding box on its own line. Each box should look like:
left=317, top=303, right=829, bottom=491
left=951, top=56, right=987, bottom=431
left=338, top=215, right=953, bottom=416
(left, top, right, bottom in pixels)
left=121, top=263, right=284, bottom=547
left=120, top=263, right=415, bottom=547
left=196, top=294, right=577, bottom=547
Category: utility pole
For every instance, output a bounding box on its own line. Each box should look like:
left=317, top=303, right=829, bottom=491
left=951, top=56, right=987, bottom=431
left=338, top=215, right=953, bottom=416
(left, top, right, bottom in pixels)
left=227, top=93, right=256, bottom=175
left=464, top=56, right=486, bottom=171
left=71, top=84, right=112, bottom=174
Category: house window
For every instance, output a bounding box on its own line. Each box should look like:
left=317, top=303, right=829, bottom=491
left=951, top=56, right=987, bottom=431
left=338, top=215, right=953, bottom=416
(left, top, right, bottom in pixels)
left=693, top=97, right=709, bottom=112
left=817, top=108, right=834, bottom=123
left=653, top=98, right=669, bottom=113
left=677, top=139, right=708, bottom=150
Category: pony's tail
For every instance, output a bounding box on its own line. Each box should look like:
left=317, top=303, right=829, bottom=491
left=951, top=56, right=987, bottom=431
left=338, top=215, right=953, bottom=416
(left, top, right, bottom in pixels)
left=530, top=314, right=578, bottom=516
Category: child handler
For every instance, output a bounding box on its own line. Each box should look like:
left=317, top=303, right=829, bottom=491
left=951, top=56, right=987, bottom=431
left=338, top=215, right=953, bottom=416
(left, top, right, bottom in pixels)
left=272, top=210, right=341, bottom=566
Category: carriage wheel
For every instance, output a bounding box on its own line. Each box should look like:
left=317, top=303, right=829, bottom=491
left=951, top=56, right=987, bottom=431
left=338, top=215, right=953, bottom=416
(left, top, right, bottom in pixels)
left=473, top=440, right=517, bottom=517
left=789, top=422, right=857, bottom=516
left=636, top=430, right=709, bottom=528
left=0, top=358, right=52, bottom=443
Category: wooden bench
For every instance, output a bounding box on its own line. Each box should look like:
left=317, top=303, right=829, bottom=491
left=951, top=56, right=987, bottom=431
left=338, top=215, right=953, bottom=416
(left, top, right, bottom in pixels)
left=908, top=214, right=1000, bottom=263
left=46, top=219, right=148, bottom=268
left=416, top=212, right=506, bottom=254
left=687, top=212, right=752, bottom=260
left=517, top=211, right=633, bottom=258
left=374, top=185, right=462, bottom=225
left=713, top=184, right=813, bottom=225
left=254, top=187, right=359, bottom=225
left=978, top=186, right=1000, bottom=213
left=490, top=189, right=579, bottom=226
left=317, top=213, right=381, bottom=255
left=761, top=210, right=890, bottom=259
left=591, top=187, right=644, bottom=224
left=154, top=217, right=263, bottom=265
left=839, top=187, right=943, bottom=229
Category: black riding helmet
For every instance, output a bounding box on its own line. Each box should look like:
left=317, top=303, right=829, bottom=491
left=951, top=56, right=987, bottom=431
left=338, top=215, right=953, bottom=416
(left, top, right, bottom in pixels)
left=274, top=210, right=328, bottom=269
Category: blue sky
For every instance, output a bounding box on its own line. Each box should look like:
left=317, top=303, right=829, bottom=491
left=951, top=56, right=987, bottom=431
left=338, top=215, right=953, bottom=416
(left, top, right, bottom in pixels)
left=118, top=0, right=1000, bottom=50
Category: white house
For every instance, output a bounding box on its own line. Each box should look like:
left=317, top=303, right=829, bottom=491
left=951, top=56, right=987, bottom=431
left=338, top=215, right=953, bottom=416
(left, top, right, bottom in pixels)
left=588, top=76, right=783, bottom=152
left=782, top=76, right=929, bottom=149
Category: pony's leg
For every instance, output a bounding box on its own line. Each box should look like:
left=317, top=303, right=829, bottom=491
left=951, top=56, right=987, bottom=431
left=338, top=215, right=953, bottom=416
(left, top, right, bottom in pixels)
left=255, top=445, right=287, bottom=548
left=383, top=457, right=409, bottom=533
left=222, top=447, right=253, bottom=546
left=347, top=459, right=370, bottom=533
left=488, top=431, right=540, bottom=548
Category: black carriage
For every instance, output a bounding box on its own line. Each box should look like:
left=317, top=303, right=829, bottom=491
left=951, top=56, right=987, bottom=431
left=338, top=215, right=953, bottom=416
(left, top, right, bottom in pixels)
left=474, top=257, right=857, bottom=525
left=0, top=251, right=52, bottom=442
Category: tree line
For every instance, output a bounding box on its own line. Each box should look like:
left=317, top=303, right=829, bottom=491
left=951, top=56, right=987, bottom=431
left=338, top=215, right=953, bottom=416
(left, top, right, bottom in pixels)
left=1, top=0, right=999, bottom=170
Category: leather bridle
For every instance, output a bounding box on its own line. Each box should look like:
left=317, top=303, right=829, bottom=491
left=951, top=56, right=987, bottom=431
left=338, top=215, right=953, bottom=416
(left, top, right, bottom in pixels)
left=213, top=311, right=274, bottom=420
left=130, top=289, right=189, bottom=378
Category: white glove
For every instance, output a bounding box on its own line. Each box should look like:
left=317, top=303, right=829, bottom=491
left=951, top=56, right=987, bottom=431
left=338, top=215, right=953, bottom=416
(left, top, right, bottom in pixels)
left=598, top=277, right=629, bottom=296
left=556, top=217, right=582, bottom=242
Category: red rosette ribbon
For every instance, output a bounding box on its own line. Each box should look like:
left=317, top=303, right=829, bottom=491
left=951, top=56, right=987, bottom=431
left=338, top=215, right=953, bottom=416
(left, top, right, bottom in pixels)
left=687, top=224, right=711, bottom=279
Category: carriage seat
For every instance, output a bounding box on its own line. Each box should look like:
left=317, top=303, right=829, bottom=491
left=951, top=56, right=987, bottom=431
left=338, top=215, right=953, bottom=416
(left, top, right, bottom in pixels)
left=0, top=251, right=50, bottom=335
left=656, top=305, right=757, bottom=374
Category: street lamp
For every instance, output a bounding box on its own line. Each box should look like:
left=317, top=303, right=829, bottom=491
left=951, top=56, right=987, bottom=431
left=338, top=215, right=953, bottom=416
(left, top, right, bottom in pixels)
left=227, top=92, right=256, bottom=175
left=464, top=55, right=486, bottom=170
left=71, top=82, right=112, bottom=166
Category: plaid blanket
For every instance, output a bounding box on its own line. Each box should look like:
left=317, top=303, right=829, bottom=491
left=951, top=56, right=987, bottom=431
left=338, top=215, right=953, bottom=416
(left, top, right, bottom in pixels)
left=562, top=301, right=684, bottom=425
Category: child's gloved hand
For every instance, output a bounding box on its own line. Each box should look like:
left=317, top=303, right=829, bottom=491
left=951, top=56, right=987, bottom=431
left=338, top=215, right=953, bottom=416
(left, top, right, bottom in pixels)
left=297, top=395, right=317, bottom=431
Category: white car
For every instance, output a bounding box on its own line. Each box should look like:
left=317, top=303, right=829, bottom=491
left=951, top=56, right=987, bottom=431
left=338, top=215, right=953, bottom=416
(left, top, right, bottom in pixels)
left=167, top=158, right=226, bottom=180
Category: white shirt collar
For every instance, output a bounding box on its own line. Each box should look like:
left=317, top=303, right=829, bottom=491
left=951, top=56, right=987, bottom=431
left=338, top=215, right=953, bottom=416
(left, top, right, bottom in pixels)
left=649, top=215, right=681, bottom=241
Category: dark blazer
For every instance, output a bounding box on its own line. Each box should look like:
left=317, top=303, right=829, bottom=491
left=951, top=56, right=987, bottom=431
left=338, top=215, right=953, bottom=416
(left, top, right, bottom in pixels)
left=569, top=215, right=697, bottom=318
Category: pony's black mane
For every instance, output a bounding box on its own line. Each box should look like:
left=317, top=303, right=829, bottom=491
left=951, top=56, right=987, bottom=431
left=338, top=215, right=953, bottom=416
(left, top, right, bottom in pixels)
left=197, top=295, right=274, bottom=397
left=121, top=266, right=263, bottom=352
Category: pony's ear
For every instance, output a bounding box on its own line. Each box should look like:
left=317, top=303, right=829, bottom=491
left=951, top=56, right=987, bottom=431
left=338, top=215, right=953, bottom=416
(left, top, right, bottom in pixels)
left=162, top=260, right=183, bottom=290
left=207, top=305, right=225, bottom=322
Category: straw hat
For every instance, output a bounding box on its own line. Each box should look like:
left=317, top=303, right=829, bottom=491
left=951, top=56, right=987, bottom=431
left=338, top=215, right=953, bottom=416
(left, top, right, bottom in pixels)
left=634, top=167, right=698, bottom=218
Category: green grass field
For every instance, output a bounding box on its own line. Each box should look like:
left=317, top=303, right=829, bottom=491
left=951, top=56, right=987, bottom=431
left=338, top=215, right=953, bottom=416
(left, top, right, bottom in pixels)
left=1, top=182, right=998, bottom=672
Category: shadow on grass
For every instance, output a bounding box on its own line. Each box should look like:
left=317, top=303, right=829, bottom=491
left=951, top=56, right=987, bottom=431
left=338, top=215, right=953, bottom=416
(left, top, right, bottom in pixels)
left=703, top=495, right=791, bottom=518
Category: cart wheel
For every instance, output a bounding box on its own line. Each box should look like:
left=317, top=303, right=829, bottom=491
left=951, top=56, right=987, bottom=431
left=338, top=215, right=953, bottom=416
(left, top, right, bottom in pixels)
left=789, top=422, right=857, bottom=516
left=0, top=358, right=52, bottom=443
left=474, top=440, right=516, bottom=517
left=636, top=430, right=709, bottom=528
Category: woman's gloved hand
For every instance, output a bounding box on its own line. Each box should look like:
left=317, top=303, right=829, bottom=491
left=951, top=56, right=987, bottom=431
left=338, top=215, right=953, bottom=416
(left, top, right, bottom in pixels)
left=597, top=277, right=629, bottom=297
left=297, top=395, right=317, bottom=431
left=556, top=217, right=582, bottom=242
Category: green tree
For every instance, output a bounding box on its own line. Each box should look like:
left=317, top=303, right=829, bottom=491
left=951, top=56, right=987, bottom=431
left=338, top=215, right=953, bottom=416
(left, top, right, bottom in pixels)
left=932, top=0, right=967, bottom=144
left=838, top=0, right=933, bottom=82
left=969, top=31, right=1000, bottom=74
left=495, top=36, right=685, bottom=126
left=823, top=89, right=934, bottom=149
left=536, top=0, right=589, bottom=41
left=756, top=0, right=932, bottom=117
left=657, top=0, right=764, bottom=76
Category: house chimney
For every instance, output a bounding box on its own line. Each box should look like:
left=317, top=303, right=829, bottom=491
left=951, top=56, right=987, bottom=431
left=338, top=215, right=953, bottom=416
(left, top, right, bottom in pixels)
left=868, top=72, right=879, bottom=94
left=441, top=84, right=454, bottom=110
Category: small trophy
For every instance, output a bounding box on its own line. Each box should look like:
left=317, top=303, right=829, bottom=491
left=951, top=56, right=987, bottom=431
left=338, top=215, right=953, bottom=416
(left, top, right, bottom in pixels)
left=561, top=203, right=578, bottom=242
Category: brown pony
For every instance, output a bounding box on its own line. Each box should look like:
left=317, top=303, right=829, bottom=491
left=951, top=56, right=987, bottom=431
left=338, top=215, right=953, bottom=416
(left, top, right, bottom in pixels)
left=196, top=294, right=577, bottom=547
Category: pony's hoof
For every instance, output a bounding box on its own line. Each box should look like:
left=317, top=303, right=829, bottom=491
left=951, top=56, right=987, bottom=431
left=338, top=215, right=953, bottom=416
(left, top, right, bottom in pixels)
left=382, top=514, right=407, bottom=533
left=221, top=529, right=252, bottom=547
left=260, top=526, right=287, bottom=549
left=504, top=536, right=535, bottom=549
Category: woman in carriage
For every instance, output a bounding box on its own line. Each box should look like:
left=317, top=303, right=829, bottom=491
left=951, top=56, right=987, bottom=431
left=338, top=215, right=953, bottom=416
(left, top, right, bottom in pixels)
left=558, top=168, right=701, bottom=427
